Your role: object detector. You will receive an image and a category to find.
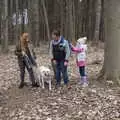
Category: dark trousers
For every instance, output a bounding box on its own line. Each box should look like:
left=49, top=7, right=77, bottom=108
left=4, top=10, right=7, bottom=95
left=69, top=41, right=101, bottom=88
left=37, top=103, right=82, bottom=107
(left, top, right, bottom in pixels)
left=79, top=66, right=86, bottom=77
left=18, top=58, right=36, bottom=85
left=51, top=60, right=56, bottom=79
left=56, top=60, right=69, bottom=85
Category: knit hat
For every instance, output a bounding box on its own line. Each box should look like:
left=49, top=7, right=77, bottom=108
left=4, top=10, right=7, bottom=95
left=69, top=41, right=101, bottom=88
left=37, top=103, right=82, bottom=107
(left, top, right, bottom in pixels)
left=77, top=37, right=87, bottom=44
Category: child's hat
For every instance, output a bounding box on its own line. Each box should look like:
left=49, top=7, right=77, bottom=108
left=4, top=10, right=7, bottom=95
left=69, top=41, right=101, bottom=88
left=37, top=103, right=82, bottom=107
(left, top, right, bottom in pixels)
left=77, top=37, right=87, bottom=44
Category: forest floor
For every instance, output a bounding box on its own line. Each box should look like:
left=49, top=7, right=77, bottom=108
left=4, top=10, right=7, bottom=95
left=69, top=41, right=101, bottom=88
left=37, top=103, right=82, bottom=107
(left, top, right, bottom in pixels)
left=0, top=43, right=120, bottom=120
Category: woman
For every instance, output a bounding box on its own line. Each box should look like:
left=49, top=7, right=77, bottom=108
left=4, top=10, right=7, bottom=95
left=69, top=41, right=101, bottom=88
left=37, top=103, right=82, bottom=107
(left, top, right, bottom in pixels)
left=15, top=33, right=39, bottom=88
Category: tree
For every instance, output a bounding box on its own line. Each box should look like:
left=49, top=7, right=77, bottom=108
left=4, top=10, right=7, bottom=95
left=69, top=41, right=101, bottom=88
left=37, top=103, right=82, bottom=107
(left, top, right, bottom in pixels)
left=94, top=0, right=102, bottom=42
left=28, top=0, right=40, bottom=46
left=41, top=0, right=50, bottom=40
left=101, top=0, right=120, bottom=85
left=1, top=0, right=9, bottom=53
left=15, top=0, right=19, bottom=44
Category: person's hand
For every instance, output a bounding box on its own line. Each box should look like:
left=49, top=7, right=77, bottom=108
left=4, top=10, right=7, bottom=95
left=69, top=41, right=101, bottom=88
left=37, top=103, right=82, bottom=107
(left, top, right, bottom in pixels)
left=22, top=51, right=26, bottom=56
left=53, top=60, right=56, bottom=65
left=64, top=61, right=68, bottom=66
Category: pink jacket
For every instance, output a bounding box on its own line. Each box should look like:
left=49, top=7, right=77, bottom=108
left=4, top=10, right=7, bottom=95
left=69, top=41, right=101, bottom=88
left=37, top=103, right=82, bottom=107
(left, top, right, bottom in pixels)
left=71, top=44, right=87, bottom=67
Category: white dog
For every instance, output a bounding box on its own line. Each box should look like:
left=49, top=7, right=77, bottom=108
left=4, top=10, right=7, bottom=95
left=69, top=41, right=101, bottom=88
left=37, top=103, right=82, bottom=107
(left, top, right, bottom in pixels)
left=33, top=66, right=52, bottom=90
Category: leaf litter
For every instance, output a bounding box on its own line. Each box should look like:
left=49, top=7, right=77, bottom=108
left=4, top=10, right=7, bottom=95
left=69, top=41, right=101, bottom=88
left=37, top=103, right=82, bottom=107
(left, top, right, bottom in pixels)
left=0, top=43, right=119, bottom=120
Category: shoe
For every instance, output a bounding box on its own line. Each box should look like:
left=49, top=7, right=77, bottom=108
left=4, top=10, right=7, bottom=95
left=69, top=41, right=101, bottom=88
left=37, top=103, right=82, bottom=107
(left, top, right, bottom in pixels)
left=82, top=83, right=88, bottom=87
left=65, top=83, right=71, bottom=89
left=55, top=83, right=61, bottom=89
left=19, top=82, right=24, bottom=89
left=78, top=80, right=83, bottom=85
left=32, top=83, right=40, bottom=87
left=78, top=77, right=83, bottom=85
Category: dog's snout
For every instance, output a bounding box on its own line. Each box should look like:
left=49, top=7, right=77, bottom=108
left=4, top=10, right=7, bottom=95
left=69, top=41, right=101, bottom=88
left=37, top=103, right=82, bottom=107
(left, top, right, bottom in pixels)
left=44, top=72, right=49, bottom=76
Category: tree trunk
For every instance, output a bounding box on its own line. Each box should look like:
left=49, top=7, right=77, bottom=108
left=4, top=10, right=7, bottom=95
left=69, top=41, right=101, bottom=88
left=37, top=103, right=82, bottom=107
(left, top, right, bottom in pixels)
left=2, top=0, right=9, bottom=53
left=94, top=0, right=102, bottom=42
left=68, top=0, right=75, bottom=41
left=15, top=0, right=19, bottom=45
left=102, top=0, right=120, bottom=85
left=21, top=0, right=25, bottom=33
left=60, top=0, right=64, bottom=35
left=41, top=0, right=50, bottom=41
left=29, top=0, right=39, bottom=46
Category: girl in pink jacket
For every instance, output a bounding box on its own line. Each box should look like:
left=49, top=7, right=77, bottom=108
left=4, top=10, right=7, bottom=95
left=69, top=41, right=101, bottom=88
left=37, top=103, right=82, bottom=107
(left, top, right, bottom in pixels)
left=71, top=37, right=88, bottom=87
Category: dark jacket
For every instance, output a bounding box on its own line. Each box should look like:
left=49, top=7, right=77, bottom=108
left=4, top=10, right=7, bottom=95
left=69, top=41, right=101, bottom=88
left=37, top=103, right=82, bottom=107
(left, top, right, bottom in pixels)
left=15, top=43, right=37, bottom=68
left=49, top=36, right=70, bottom=61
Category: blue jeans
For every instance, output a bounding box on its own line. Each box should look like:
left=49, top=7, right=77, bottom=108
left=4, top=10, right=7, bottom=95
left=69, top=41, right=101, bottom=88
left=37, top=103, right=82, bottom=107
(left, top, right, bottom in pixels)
left=79, top=66, right=86, bottom=77
left=56, top=61, right=69, bottom=85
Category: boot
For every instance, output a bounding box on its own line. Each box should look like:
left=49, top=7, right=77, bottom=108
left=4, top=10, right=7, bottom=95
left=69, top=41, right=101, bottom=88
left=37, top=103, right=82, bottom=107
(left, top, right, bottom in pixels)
left=55, top=83, right=61, bottom=89
left=82, top=76, right=88, bottom=87
left=19, top=82, right=24, bottom=89
left=32, top=82, right=39, bottom=87
left=78, top=77, right=83, bottom=85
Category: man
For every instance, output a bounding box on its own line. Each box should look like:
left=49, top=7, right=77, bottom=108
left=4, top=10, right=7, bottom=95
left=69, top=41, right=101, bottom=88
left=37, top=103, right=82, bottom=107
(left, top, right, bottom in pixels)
left=50, top=30, right=70, bottom=87
left=15, top=33, right=39, bottom=88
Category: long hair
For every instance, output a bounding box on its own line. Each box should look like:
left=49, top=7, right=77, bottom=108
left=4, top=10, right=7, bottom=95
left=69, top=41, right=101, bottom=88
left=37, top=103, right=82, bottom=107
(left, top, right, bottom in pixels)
left=20, top=33, right=29, bottom=51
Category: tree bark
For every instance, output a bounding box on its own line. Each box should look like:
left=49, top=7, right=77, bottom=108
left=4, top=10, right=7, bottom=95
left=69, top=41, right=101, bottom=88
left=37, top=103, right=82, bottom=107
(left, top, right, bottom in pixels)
left=94, top=0, right=102, bottom=42
left=2, top=0, right=9, bottom=53
left=102, top=0, right=120, bottom=85
left=68, top=0, right=75, bottom=41
left=41, top=0, right=50, bottom=41
left=29, top=0, right=39, bottom=46
left=15, top=0, right=19, bottom=45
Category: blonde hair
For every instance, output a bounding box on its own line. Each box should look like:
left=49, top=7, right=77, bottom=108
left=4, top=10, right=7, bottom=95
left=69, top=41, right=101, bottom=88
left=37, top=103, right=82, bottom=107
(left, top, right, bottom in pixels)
left=20, top=33, right=29, bottom=51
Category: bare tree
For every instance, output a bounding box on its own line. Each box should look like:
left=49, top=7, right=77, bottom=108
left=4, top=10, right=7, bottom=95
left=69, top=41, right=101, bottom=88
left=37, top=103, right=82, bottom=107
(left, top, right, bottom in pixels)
left=41, top=0, right=50, bottom=40
left=1, top=0, right=9, bottom=53
left=15, top=0, right=19, bottom=45
left=94, top=0, right=102, bottom=42
left=101, top=0, right=120, bottom=85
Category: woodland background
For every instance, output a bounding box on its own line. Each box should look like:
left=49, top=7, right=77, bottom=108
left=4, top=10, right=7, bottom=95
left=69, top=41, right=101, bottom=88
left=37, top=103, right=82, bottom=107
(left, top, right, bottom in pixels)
left=0, top=0, right=120, bottom=120
left=0, top=0, right=104, bottom=51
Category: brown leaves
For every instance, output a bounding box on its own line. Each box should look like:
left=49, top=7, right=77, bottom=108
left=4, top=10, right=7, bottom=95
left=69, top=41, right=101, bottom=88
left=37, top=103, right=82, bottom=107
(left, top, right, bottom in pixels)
left=0, top=44, right=120, bottom=120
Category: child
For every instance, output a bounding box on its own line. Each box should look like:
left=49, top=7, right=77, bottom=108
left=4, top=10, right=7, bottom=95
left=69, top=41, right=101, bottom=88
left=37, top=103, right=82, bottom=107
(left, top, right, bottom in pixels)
left=71, top=37, right=88, bottom=87
left=49, top=30, right=70, bottom=88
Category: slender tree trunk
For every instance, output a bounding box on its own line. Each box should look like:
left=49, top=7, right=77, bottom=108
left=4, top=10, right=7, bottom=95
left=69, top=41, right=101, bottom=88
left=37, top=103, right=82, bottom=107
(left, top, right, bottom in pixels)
left=28, top=0, right=32, bottom=42
left=65, top=0, right=69, bottom=39
left=2, top=0, right=9, bottom=53
left=15, top=0, right=19, bottom=45
left=60, top=0, right=64, bottom=35
left=21, top=0, right=25, bottom=33
left=41, top=0, right=50, bottom=41
left=100, top=0, right=105, bottom=42
left=94, top=0, right=102, bottom=42
left=68, top=0, right=75, bottom=41
left=101, top=0, right=120, bottom=85
left=29, top=0, right=39, bottom=46
left=0, top=0, right=2, bottom=45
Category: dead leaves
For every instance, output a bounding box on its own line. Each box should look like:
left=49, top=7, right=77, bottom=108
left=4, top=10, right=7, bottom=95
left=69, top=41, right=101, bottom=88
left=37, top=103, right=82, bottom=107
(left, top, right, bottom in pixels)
left=0, top=44, right=120, bottom=120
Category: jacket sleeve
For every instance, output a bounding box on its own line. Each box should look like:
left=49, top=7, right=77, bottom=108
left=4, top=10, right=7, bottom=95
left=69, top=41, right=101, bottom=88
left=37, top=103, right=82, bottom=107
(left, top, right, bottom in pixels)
left=65, top=40, right=70, bottom=61
left=71, top=46, right=84, bottom=53
left=49, top=41, right=53, bottom=60
left=14, top=45, right=22, bottom=56
left=32, top=48, right=36, bottom=59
